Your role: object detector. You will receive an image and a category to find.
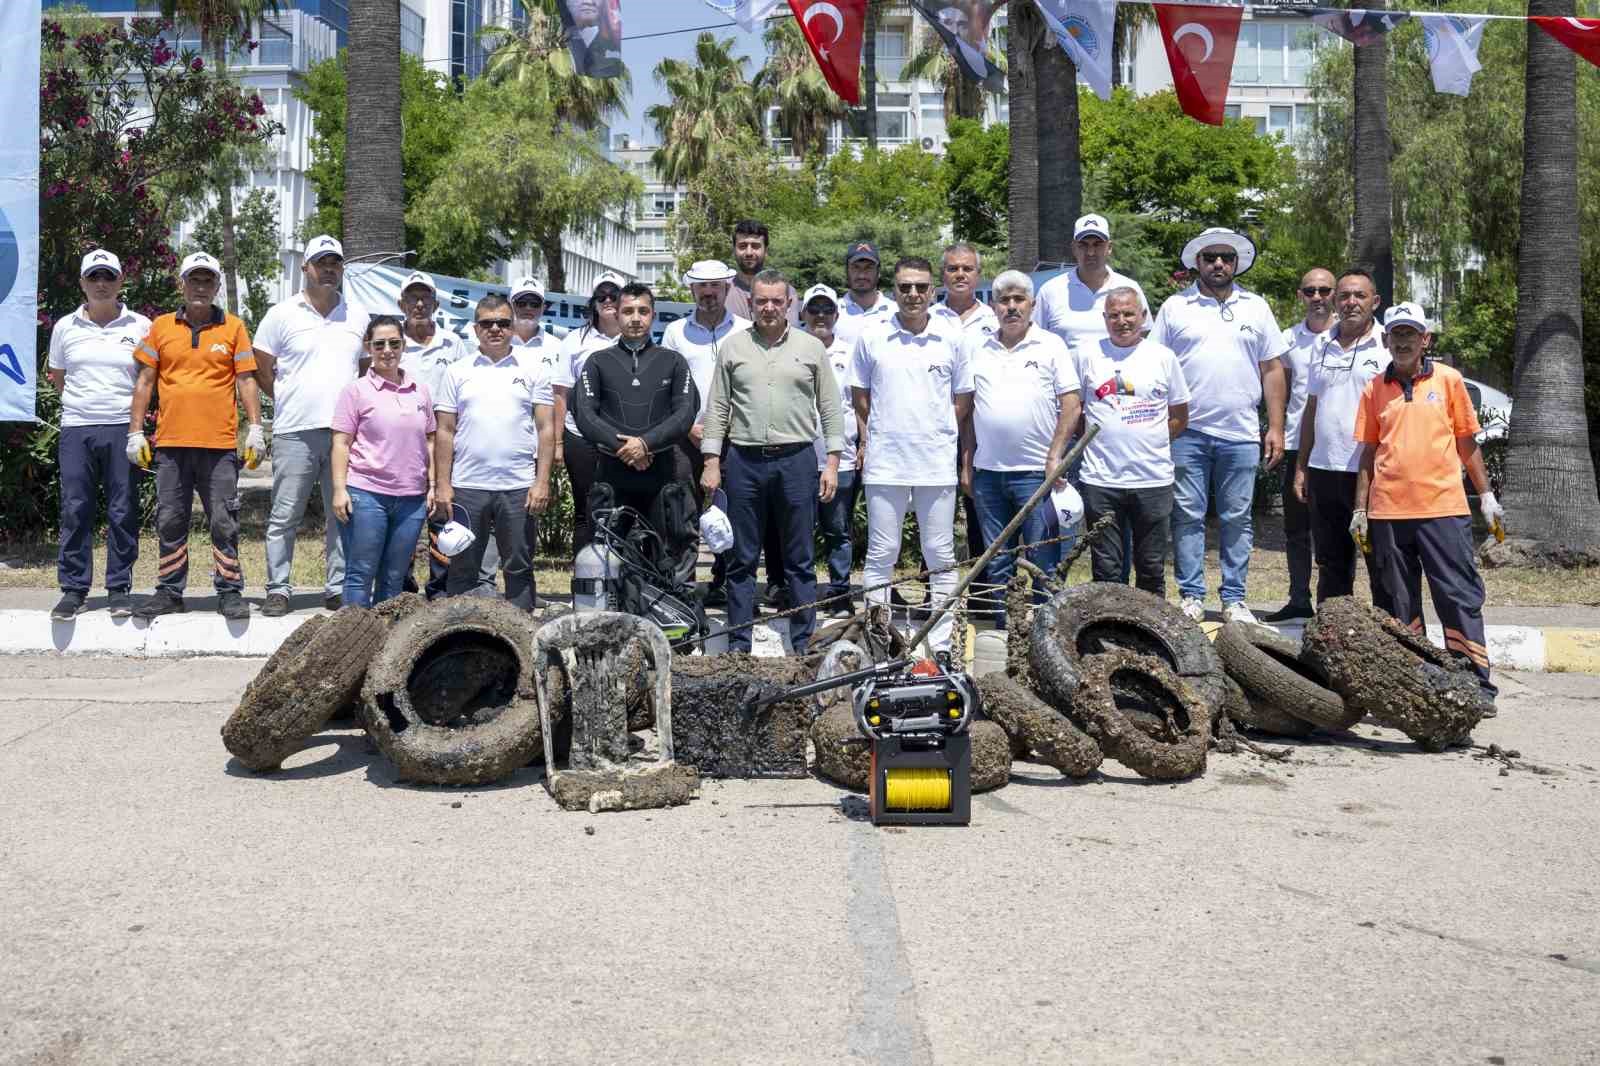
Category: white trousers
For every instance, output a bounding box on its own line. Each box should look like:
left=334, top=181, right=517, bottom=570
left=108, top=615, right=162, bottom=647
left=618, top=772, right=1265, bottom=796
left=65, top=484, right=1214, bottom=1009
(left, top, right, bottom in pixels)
left=863, top=483, right=958, bottom=653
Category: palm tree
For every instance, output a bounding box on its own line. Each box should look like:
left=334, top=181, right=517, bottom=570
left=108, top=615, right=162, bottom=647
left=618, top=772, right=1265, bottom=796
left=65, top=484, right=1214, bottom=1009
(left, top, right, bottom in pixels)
left=1111, top=4, right=1154, bottom=90
left=344, top=0, right=405, bottom=261
left=1006, top=0, right=1041, bottom=271
left=864, top=5, right=879, bottom=152
left=899, top=21, right=987, bottom=122
left=1503, top=1, right=1600, bottom=546
left=484, top=0, right=630, bottom=131
left=755, top=18, right=849, bottom=159
left=160, top=0, right=280, bottom=314
left=646, top=33, right=763, bottom=187
left=1351, top=7, right=1393, bottom=305
left=1034, top=35, right=1080, bottom=263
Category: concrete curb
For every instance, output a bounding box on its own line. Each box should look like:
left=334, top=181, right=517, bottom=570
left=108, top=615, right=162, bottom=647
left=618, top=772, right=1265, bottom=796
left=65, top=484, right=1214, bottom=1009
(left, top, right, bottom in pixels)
left=1194, top=619, right=1600, bottom=674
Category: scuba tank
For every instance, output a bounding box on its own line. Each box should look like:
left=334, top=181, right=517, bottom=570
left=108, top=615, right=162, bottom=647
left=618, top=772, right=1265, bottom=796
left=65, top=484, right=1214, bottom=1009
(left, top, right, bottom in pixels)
left=572, top=541, right=621, bottom=612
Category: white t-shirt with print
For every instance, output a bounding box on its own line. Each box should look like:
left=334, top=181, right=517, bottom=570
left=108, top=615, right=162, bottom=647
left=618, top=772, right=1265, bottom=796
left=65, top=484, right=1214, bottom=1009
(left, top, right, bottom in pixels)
left=1306, top=322, right=1388, bottom=473
left=968, top=326, right=1078, bottom=472
left=401, top=327, right=470, bottom=403
left=1078, top=337, right=1191, bottom=489
left=1033, top=266, right=1150, bottom=360
left=848, top=314, right=974, bottom=487
left=435, top=350, right=554, bottom=492
left=553, top=326, right=618, bottom=436
left=1150, top=283, right=1284, bottom=444
left=48, top=305, right=151, bottom=427
left=251, top=294, right=365, bottom=434
left=814, top=337, right=858, bottom=472
left=833, top=291, right=898, bottom=354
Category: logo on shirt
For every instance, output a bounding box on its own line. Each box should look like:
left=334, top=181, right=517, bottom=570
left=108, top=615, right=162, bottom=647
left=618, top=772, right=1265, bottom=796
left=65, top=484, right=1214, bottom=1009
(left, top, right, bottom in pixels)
left=1426, top=391, right=1440, bottom=403
left=1094, top=374, right=1134, bottom=400
left=927, top=364, right=951, bottom=380
left=1149, top=383, right=1168, bottom=400
left=119, top=336, right=137, bottom=347
left=209, top=342, right=230, bottom=354
left=1363, top=358, right=1382, bottom=370
left=1239, top=323, right=1261, bottom=340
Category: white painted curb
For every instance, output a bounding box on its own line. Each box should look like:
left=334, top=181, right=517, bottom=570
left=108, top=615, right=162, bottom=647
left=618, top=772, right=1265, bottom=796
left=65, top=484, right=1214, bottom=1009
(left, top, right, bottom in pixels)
left=0, top=609, right=311, bottom=658
left=1259, top=621, right=1547, bottom=672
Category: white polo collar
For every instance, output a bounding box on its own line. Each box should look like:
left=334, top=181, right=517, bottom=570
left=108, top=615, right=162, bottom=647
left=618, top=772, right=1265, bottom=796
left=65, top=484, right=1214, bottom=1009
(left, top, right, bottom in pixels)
left=1182, top=282, right=1255, bottom=309
left=294, top=291, right=347, bottom=320
left=472, top=348, right=523, bottom=368
left=980, top=324, right=1046, bottom=352
left=684, top=309, right=739, bottom=339
left=70, top=303, right=139, bottom=329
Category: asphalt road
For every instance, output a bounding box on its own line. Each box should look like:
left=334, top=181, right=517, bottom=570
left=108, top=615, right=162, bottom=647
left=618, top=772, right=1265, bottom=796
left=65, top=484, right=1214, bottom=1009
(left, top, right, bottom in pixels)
left=2, top=656, right=1598, bottom=1065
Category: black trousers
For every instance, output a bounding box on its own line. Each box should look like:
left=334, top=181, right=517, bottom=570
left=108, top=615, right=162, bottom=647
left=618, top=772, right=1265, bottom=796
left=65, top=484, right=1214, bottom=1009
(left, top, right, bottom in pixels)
left=723, top=444, right=818, bottom=652
left=1306, top=466, right=1391, bottom=610
left=154, top=447, right=241, bottom=594
left=58, top=424, right=141, bottom=593
left=1371, top=515, right=1493, bottom=694
left=1281, top=449, right=1312, bottom=607
left=1079, top=482, right=1173, bottom=597
left=447, top=486, right=535, bottom=610
left=564, top=428, right=600, bottom=553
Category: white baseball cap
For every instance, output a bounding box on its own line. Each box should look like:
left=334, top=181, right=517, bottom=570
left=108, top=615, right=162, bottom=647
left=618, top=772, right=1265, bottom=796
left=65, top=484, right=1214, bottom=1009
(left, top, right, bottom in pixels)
left=1383, top=302, right=1429, bottom=333
left=179, top=251, right=223, bottom=279
left=510, top=276, right=546, bottom=301
left=683, top=259, right=736, bottom=285
left=1073, top=214, right=1111, bottom=241
left=802, top=284, right=840, bottom=310
left=79, top=249, right=123, bottom=277
left=305, top=234, right=344, bottom=262
left=1049, top=481, right=1084, bottom=533
left=594, top=271, right=628, bottom=293
left=699, top=505, right=735, bottom=554
left=399, top=270, right=437, bottom=298
left=436, top=520, right=476, bottom=557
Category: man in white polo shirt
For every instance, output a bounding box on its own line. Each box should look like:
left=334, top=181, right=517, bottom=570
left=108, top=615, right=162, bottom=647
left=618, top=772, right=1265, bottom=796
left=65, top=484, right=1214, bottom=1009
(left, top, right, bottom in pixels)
left=960, top=270, right=1080, bottom=622
left=1294, top=266, right=1392, bottom=612
left=1078, top=288, right=1191, bottom=595
left=833, top=240, right=898, bottom=353
left=46, top=250, right=152, bottom=621
left=934, top=241, right=998, bottom=567
left=433, top=293, right=556, bottom=611
left=801, top=284, right=860, bottom=619
left=1033, top=213, right=1150, bottom=359
left=850, top=256, right=974, bottom=652
left=253, top=234, right=365, bottom=616
left=1151, top=226, right=1288, bottom=624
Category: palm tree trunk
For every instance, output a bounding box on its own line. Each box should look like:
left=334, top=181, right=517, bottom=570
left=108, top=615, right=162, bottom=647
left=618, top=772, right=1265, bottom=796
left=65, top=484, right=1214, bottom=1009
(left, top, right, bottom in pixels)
left=535, top=226, right=568, bottom=295
left=212, top=36, right=242, bottom=315
left=1034, top=38, right=1080, bottom=265
left=1503, top=0, right=1600, bottom=547
left=343, top=0, right=406, bottom=260
left=864, top=10, right=878, bottom=152
left=1006, top=0, right=1039, bottom=271
left=1351, top=14, right=1393, bottom=306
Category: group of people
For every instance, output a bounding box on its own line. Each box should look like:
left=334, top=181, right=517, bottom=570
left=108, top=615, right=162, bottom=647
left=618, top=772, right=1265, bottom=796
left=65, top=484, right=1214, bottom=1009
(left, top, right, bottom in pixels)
left=46, top=214, right=1501, bottom=693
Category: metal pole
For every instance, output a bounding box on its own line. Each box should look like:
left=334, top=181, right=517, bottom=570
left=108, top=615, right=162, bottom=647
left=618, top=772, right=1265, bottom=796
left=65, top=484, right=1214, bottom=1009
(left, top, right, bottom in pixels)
left=903, top=424, right=1100, bottom=654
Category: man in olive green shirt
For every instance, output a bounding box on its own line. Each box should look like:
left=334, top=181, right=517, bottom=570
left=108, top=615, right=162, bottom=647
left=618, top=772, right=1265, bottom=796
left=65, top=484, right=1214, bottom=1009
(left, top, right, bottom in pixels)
left=701, top=270, right=844, bottom=651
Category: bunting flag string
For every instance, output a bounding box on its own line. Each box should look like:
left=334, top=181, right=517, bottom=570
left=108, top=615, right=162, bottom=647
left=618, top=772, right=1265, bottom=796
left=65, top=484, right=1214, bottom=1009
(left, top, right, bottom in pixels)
left=1532, top=16, right=1600, bottom=70
left=1154, top=2, right=1243, bottom=125
left=788, top=0, right=868, bottom=104
left=1420, top=14, right=1487, bottom=96
left=1035, top=0, right=1118, bottom=100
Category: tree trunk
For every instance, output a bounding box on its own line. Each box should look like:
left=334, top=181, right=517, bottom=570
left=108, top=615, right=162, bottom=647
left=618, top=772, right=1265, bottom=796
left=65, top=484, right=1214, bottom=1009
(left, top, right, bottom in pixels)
left=536, top=226, right=568, bottom=295
left=864, top=11, right=878, bottom=152
left=343, top=0, right=406, bottom=260
left=1351, top=22, right=1393, bottom=306
left=1112, top=12, right=1128, bottom=90
left=1006, top=0, right=1039, bottom=271
left=1034, top=36, right=1080, bottom=265
left=1503, top=0, right=1600, bottom=547
left=212, top=36, right=242, bottom=315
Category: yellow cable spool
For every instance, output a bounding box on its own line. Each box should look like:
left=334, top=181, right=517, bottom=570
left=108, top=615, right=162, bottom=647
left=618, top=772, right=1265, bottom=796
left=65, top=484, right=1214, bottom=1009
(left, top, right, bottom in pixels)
left=882, top=767, right=953, bottom=812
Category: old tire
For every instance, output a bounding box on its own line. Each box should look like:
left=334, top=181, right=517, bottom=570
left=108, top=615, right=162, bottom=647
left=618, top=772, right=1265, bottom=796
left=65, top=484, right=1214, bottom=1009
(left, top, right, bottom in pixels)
left=1301, top=597, right=1492, bottom=752
left=360, top=597, right=544, bottom=785
left=810, top=706, right=1011, bottom=793
left=1215, top=622, right=1358, bottom=731
left=223, top=608, right=385, bottom=772
left=1222, top=672, right=1318, bottom=737
left=976, top=673, right=1102, bottom=777
left=1029, top=584, right=1224, bottom=726
left=1077, top=651, right=1209, bottom=780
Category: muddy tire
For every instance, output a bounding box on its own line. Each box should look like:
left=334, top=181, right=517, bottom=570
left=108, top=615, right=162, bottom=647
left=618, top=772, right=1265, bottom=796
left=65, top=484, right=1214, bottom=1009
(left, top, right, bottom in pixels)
left=223, top=608, right=385, bottom=771
left=1076, top=651, right=1209, bottom=780
left=1029, top=584, right=1224, bottom=725
left=360, top=598, right=544, bottom=785
left=370, top=592, right=427, bottom=625
left=1222, top=671, right=1318, bottom=737
left=1301, top=597, right=1492, bottom=752
left=1215, top=622, right=1357, bottom=731
left=810, top=706, right=1011, bottom=793
left=976, top=673, right=1102, bottom=777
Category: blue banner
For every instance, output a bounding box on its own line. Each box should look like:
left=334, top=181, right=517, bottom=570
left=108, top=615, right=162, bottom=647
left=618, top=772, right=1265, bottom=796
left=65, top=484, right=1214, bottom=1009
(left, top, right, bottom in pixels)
left=0, top=0, right=41, bottom=422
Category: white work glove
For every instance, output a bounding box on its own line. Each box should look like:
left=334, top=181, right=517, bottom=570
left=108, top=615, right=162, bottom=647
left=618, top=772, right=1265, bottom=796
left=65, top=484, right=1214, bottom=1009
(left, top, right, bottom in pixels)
left=1349, top=508, right=1370, bottom=555
left=126, top=431, right=152, bottom=470
left=1479, top=491, right=1505, bottom=541
left=242, top=423, right=267, bottom=469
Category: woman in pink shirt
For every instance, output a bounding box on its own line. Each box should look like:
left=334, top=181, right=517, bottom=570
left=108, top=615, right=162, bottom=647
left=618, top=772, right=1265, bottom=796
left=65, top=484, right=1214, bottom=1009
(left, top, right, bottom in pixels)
left=331, top=316, right=436, bottom=606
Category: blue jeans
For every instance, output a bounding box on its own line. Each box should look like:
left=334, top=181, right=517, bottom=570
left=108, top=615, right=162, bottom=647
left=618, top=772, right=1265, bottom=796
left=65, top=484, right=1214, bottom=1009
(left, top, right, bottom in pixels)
left=816, top=468, right=858, bottom=598
left=57, top=424, right=141, bottom=593
left=338, top=487, right=428, bottom=608
left=972, top=468, right=1067, bottom=619
left=1171, top=429, right=1259, bottom=605
left=725, top=444, right=818, bottom=653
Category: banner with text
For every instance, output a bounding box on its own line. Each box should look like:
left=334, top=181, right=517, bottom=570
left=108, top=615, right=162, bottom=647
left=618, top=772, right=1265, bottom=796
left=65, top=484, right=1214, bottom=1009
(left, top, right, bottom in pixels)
left=0, top=0, right=41, bottom=422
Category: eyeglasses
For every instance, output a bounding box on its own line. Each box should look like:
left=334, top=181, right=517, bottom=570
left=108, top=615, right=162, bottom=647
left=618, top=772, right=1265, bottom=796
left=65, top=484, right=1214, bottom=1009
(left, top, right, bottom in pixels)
left=896, top=282, right=933, bottom=294
left=1201, top=251, right=1237, bottom=264
left=476, top=318, right=513, bottom=331
left=369, top=338, right=404, bottom=351
left=1301, top=286, right=1333, bottom=297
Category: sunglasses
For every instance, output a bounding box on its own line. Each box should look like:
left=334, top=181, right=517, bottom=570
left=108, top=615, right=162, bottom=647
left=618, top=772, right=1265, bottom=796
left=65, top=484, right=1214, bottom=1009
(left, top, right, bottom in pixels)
left=476, top=318, right=513, bottom=331
left=896, top=282, right=933, bottom=294
left=84, top=271, right=120, bottom=281
left=514, top=297, right=544, bottom=308
left=1301, top=286, right=1333, bottom=297
left=1201, top=251, right=1237, bottom=264
left=369, top=338, right=404, bottom=351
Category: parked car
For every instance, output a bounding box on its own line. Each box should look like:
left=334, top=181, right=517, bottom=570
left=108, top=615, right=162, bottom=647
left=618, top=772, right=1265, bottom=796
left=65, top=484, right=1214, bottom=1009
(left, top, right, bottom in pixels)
left=1462, top=376, right=1512, bottom=443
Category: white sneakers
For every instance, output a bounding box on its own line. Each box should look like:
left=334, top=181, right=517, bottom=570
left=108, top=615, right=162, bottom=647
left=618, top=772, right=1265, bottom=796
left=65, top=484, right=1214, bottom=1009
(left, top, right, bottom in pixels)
left=1180, top=597, right=1205, bottom=623
left=1223, top=602, right=1259, bottom=625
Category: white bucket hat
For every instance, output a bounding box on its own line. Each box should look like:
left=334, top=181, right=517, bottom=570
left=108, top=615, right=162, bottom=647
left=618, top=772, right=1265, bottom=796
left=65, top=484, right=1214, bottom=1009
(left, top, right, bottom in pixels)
left=683, top=260, right=736, bottom=285
left=1180, top=227, right=1257, bottom=276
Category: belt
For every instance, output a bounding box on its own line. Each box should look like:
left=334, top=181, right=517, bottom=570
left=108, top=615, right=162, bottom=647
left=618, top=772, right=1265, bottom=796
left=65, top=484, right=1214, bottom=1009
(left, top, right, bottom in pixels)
left=734, top=442, right=811, bottom=458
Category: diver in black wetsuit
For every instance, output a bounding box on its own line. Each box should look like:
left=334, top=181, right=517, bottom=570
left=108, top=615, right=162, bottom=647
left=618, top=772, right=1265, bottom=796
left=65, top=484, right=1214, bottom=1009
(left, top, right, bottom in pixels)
left=573, top=282, right=700, bottom=580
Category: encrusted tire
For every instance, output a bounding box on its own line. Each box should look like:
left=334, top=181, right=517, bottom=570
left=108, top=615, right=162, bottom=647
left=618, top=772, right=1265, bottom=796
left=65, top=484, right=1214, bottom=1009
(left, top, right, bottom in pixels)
left=370, top=592, right=427, bottom=625
left=223, top=608, right=385, bottom=772
left=1222, top=672, right=1318, bottom=737
left=809, top=705, right=1011, bottom=793
left=360, top=598, right=543, bottom=785
left=1301, top=597, right=1493, bottom=752
left=1077, top=651, right=1209, bottom=780
left=976, top=673, right=1102, bottom=777
left=1029, top=584, right=1224, bottom=725
left=1215, top=622, right=1358, bottom=731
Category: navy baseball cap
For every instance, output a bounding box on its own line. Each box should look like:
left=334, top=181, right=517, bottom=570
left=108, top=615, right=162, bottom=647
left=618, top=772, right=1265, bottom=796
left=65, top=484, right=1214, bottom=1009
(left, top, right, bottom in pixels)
left=845, top=241, right=879, bottom=265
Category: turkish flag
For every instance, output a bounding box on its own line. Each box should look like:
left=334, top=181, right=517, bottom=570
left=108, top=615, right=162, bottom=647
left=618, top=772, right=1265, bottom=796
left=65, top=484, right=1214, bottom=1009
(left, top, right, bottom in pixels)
left=788, top=0, right=866, bottom=104
left=1533, top=16, right=1600, bottom=70
left=1154, top=3, right=1244, bottom=126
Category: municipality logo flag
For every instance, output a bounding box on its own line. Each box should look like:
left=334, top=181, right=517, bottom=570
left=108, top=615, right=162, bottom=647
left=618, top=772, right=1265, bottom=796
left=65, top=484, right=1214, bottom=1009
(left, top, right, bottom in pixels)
left=1419, top=14, right=1487, bottom=96
left=702, top=0, right=783, bottom=32
left=1034, top=0, right=1116, bottom=100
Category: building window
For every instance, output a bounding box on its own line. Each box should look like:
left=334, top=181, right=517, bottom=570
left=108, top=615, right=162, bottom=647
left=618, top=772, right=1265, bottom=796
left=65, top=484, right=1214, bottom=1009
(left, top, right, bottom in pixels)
left=400, top=4, right=426, bottom=58
left=877, top=26, right=908, bottom=81
left=1269, top=104, right=1293, bottom=139
left=451, top=0, right=486, bottom=81
left=1233, top=18, right=1317, bottom=87
left=1223, top=104, right=1243, bottom=121
left=920, top=100, right=945, bottom=139
left=848, top=93, right=911, bottom=144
